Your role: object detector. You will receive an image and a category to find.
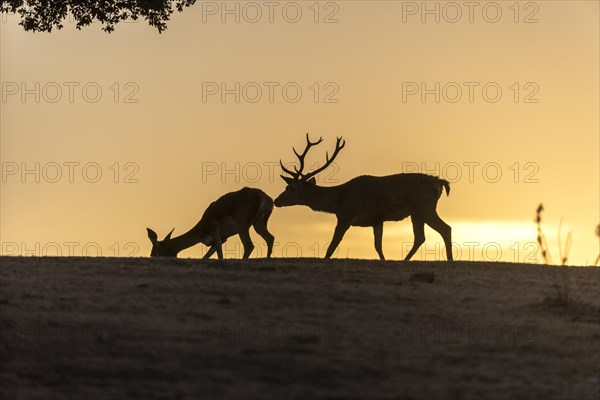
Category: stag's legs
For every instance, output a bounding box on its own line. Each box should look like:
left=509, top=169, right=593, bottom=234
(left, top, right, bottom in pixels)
left=424, top=212, right=453, bottom=261
left=253, top=212, right=274, bottom=258
left=325, top=220, right=351, bottom=259
left=238, top=229, right=255, bottom=259
left=405, top=217, right=425, bottom=261
left=373, top=223, right=385, bottom=260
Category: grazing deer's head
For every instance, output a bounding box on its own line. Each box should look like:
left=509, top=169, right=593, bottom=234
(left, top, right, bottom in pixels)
left=274, top=134, right=345, bottom=207
left=147, top=227, right=177, bottom=257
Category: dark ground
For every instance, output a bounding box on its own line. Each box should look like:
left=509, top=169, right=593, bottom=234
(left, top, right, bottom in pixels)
left=1, top=257, right=599, bottom=399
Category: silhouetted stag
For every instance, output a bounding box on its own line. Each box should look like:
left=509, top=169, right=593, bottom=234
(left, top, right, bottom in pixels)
left=274, top=135, right=453, bottom=261
left=147, top=188, right=274, bottom=259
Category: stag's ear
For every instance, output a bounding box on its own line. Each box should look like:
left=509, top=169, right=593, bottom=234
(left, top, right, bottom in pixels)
left=280, top=175, right=296, bottom=185
left=164, top=228, right=175, bottom=241
left=307, top=177, right=317, bottom=185
left=147, top=228, right=158, bottom=244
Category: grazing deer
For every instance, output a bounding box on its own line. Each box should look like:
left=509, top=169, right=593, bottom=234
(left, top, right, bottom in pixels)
left=274, top=135, right=453, bottom=261
left=147, top=187, right=275, bottom=259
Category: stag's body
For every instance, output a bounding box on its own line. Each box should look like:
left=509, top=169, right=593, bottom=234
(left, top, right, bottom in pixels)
left=275, top=135, right=453, bottom=261
left=299, top=173, right=449, bottom=224
left=147, top=187, right=274, bottom=259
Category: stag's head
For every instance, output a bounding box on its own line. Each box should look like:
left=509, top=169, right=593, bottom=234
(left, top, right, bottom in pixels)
left=274, top=134, right=345, bottom=207
left=147, top=227, right=177, bottom=257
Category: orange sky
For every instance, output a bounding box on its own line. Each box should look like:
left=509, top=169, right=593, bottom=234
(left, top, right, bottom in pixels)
left=1, top=1, right=598, bottom=264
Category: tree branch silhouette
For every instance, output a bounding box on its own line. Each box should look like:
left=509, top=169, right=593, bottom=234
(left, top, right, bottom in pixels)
left=1, top=0, right=197, bottom=33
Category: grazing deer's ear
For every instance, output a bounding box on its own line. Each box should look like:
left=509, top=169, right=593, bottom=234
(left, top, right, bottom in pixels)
left=147, top=228, right=158, bottom=244
left=307, top=177, right=317, bottom=185
left=164, top=228, right=174, bottom=241
left=280, top=175, right=295, bottom=185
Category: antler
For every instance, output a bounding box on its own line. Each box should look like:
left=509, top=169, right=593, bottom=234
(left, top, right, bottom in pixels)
left=302, top=136, right=345, bottom=182
left=280, top=133, right=324, bottom=180
left=280, top=134, right=345, bottom=182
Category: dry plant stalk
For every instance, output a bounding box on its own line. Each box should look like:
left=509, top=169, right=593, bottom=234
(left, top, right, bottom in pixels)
left=557, top=217, right=572, bottom=265
left=595, top=224, right=600, bottom=266
left=535, top=204, right=552, bottom=264
left=535, top=203, right=572, bottom=265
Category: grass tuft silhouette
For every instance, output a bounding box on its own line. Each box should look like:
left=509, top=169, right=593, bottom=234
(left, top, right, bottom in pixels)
left=535, top=203, right=572, bottom=265
left=595, top=224, right=600, bottom=266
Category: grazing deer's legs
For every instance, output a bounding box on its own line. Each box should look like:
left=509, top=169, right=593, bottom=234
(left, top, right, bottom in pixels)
left=425, top=212, right=453, bottom=261
left=325, top=220, right=351, bottom=259
left=253, top=219, right=274, bottom=258
left=373, top=223, right=385, bottom=260
left=203, top=246, right=217, bottom=259
left=405, top=217, right=425, bottom=261
left=238, top=229, right=255, bottom=259
left=212, top=227, right=224, bottom=259
left=203, top=238, right=229, bottom=259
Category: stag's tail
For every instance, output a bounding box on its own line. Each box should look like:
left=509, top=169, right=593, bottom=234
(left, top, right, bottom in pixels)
left=441, top=179, right=450, bottom=196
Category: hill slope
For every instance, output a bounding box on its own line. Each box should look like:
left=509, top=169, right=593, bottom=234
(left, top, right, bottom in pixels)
left=1, top=257, right=599, bottom=399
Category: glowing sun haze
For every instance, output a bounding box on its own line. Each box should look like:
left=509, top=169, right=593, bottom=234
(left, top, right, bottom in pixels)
left=1, top=1, right=598, bottom=264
